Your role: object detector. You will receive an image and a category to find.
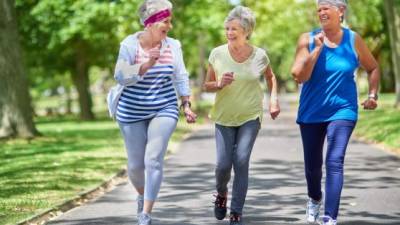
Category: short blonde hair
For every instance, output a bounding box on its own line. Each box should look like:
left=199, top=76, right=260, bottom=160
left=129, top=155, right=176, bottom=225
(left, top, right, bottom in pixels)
left=224, top=6, right=256, bottom=40
left=138, top=0, right=173, bottom=25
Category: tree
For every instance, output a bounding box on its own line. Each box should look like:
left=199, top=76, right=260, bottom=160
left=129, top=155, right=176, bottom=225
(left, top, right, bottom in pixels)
left=0, top=0, right=38, bottom=138
left=171, top=0, right=230, bottom=98
left=383, top=0, right=400, bottom=107
left=16, top=0, right=141, bottom=120
left=244, top=0, right=317, bottom=91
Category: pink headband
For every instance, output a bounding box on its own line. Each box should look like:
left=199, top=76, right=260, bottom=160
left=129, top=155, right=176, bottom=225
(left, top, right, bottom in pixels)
left=144, top=9, right=171, bottom=27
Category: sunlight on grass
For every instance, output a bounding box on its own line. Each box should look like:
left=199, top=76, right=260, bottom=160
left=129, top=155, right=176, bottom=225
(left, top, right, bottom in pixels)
left=0, top=116, right=194, bottom=225
left=355, top=94, right=400, bottom=151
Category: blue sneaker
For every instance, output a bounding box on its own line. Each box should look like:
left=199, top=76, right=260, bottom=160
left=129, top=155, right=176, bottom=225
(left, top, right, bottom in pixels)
left=319, top=215, right=337, bottom=225
left=306, top=198, right=321, bottom=223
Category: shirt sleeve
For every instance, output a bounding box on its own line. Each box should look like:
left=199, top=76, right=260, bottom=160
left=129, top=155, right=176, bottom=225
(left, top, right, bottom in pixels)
left=172, top=40, right=191, bottom=97
left=113, top=43, right=144, bottom=86
left=251, top=48, right=270, bottom=75
left=208, top=48, right=216, bottom=66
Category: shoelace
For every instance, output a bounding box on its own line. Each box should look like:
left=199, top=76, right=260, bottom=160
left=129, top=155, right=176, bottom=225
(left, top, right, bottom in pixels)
left=307, top=200, right=320, bottom=215
left=213, top=194, right=227, bottom=208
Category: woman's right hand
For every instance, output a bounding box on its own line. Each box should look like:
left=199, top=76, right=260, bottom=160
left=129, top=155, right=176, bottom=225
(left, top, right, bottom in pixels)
left=148, top=44, right=161, bottom=64
left=314, top=32, right=325, bottom=48
left=218, top=72, right=235, bottom=89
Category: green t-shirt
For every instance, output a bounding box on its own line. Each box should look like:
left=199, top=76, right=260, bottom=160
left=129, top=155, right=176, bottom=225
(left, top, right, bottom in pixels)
left=208, top=44, right=270, bottom=126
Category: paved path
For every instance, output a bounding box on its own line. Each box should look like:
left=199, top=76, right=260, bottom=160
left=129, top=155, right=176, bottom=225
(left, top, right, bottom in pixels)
left=47, top=98, right=400, bottom=225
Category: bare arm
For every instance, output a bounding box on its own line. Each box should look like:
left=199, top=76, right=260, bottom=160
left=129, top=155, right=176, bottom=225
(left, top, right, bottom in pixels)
left=291, top=32, right=324, bottom=83
left=265, top=65, right=279, bottom=101
left=202, top=64, right=220, bottom=92
left=202, top=64, right=234, bottom=92
left=180, top=95, right=197, bottom=123
left=355, top=33, right=380, bottom=110
left=264, top=65, right=280, bottom=120
left=355, top=33, right=380, bottom=97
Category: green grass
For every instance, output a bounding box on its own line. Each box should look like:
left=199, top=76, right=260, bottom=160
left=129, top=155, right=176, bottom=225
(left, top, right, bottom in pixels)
left=355, top=94, right=400, bottom=151
left=0, top=115, right=193, bottom=225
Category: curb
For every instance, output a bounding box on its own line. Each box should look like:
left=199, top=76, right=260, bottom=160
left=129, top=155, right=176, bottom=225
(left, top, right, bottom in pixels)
left=352, top=134, right=400, bottom=157
left=15, top=122, right=202, bottom=225
left=15, top=169, right=128, bottom=225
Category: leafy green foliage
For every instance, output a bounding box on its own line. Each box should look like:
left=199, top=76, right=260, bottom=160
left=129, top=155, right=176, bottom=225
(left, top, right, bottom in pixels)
left=16, top=0, right=396, bottom=95
left=170, top=0, right=232, bottom=77
left=244, top=0, right=317, bottom=91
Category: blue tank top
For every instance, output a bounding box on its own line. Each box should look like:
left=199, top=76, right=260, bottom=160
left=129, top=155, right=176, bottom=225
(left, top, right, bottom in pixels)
left=297, top=28, right=360, bottom=124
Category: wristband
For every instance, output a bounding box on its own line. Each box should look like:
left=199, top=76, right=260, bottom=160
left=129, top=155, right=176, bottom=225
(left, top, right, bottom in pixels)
left=368, top=93, right=378, bottom=101
left=180, top=100, right=191, bottom=110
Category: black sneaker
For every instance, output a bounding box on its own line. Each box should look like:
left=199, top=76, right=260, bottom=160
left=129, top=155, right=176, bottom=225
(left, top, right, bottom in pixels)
left=213, top=193, right=227, bottom=220
left=230, top=212, right=243, bottom=225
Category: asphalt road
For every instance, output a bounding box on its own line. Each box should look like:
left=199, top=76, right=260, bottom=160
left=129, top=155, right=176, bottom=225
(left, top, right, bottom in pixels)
left=47, top=97, right=400, bottom=225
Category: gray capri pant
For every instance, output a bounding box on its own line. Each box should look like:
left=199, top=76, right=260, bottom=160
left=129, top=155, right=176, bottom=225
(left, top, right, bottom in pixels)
left=118, top=116, right=177, bottom=201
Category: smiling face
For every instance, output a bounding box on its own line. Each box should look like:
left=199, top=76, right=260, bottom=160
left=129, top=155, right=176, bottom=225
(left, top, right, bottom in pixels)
left=224, top=19, right=248, bottom=45
left=148, top=16, right=173, bottom=41
left=317, top=4, right=343, bottom=28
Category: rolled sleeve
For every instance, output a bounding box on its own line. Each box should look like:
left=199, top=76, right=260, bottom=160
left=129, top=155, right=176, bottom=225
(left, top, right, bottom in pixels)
left=173, top=41, right=191, bottom=97
left=114, top=44, right=144, bottom=86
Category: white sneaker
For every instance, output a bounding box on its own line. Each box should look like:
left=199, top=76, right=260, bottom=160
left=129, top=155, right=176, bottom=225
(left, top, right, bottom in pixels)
left=306, top=198, right=321, bottom=223
left=319, top=215, right=337, bottom=225
left=137, top=195, right=144, bottom=215
left=138, top=213, right=152, bottom=225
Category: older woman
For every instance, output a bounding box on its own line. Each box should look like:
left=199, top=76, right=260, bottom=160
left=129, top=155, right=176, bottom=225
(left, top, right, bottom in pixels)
left=107, top=0, right=196, bottom=224
left=203, top=6, right=280, bottom=225
left=291, top=0, right=380, bottom=224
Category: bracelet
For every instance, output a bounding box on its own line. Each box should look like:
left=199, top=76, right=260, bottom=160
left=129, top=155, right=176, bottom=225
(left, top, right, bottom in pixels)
left=180, top=100, right=191, bottom=110
left=368, top=93, right=378, bottom=101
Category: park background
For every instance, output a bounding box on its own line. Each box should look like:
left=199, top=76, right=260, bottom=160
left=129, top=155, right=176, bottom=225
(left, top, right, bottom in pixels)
left=0, top=0, right=399, bottom=224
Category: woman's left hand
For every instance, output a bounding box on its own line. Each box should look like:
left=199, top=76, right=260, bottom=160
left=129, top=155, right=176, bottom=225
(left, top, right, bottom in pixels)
left=183, top=107, right=197, bottom=123
left=361, top=98, right=378, bottom=110
left=269, top=101, right=281, bottom=120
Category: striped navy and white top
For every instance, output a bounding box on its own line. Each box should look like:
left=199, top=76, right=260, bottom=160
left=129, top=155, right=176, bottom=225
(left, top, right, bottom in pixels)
left=116, top=44, right=179, bottom=123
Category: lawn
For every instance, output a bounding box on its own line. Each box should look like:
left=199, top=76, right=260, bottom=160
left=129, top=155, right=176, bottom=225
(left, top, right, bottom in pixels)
left=355, top=94, right=400, bottom=152
left=0, top=115, right=192, bottom=225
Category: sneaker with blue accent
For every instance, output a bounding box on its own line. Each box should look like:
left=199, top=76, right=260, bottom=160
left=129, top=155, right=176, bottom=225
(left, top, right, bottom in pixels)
left=138, top=213, right=152, bottom=225
left=137, top=195, right=144, bottom=215
left=319, top=215, right=337, bottom=225
left=306, top=198, right=321, bottom=223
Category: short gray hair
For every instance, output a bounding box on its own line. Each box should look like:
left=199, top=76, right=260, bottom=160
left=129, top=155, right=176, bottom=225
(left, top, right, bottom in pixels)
left=317, top=0, right=347, bottom=22
left=224, top=6, right=256, bottom=40
left=317, top=0, right=347, bottom=8
left=138, top=0, right=173, bottom=25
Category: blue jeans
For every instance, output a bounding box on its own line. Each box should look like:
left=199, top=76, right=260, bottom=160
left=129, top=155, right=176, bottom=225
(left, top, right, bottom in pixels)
left=299, top=120, right=356, bottom=219
left=215, top=118, right=260, bottom=215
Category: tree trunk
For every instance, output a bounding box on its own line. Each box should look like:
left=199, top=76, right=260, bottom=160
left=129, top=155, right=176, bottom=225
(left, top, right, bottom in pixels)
left=384, top=0, right=400, bottom=108
left=195, top=33, right=206, bottom=101
left=0, top=0, right=38, bottom=139
left=71, top=41, right=94, bottom=120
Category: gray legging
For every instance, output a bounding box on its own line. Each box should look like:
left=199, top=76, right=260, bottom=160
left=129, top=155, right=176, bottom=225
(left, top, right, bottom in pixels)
left=118, top=117, right=177, bottom=201
left=215, top=118, right=260, bottom=215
